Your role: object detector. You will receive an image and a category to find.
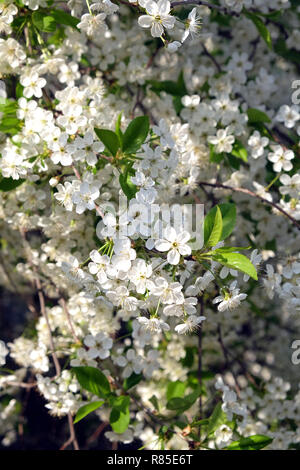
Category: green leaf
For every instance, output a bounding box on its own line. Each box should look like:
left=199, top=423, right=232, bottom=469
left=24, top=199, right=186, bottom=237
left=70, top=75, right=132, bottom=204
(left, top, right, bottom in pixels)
left=225, top=434, right=273, bottom=450
left=0, top=177, right=25, bottom=192
left=0, top=99, right=18, bottom=114
left=173, top=95, right=184, bottom=115
left=50, top=9, right=80, bottom=28
left=211, top=246, right=250, bottom=254
left=123, top=373, right=143, bottom=391
left=218, top=203, right=236, bottom=240
left=209, top=144, right=224, bottom=164
left=247, top=108, right=271, bottom=125
left=115, top=112, right=123, bottom=146
left=231, top=140, right=248, bottom=162
left=166, top=381, right=186, bottom=401
left=16, top=83, right=24, bottom=99
left=109, top=395, right=130, bottom=434
left=166, top=388, right=200, bottom=413
left=122, top=116, right=149, bottom=154
left=212, top=252, right=258, bottom=280
left=149, top=80, right=183, bottom=96
left=148, top=71, right=187, bottom=98
left=149, top=395, right=160, bottom=411
left=32, top=12, right=56, bottom=32
left=72, top=367, right=111, bottom=398
left=94, top=128, right=119, bottom=157
left=227, top=154, right=241, bottom=170
left=274, top=38, right=300, bottom=67
left=176, top=70, right=188, bottom=96
left=244, top=11, right=272, bottom=49
left=207, top=402, right=227, bottom=436
left=47, top=27, right=66, bottom=46
left=0, top=117, right=22, bottom=135
left=74, top=401, right=104, bottom=424
left=204, top=206, right=223, bottom=247
left=119, top=164, right=138, bottom=200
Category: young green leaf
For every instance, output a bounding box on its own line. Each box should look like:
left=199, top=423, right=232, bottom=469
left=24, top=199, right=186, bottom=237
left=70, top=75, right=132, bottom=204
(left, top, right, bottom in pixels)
left=209, top=144, right=225, bottom=164
left=225, top=434, right=273, bottom=450
left=166, top=388, right=200, bottom=413
left=231, top=140, right=248, bottom=162
left=218, top=203, right=236, bottom=240
left=166, top=380, right=186, bottom=401
left=94, top=128, right=119, bottom=157
left=109, top=395, right=130, bottom=434
left=149, top=395, right=160, bottom=412
left=212, top=252, right=258, bottom=280
left=204, top=203, right=236, bottom=244
left=247, top=108, right=271, bottom=124
left=123, top=373, right=143, bottom=391
left=122, top=116, right=149, bottom=154
left=72, top=366, right=111, bottom=397
left=204, top=205, right=223, bottom=247
left=244, top=11, right=272, bottom=49
left=74, top=401, right=104, bottom=424
left=119, top=165, right=138, bottom=200
left=0, top=177, right=25, bottom=192
left=0, top=117, right=22, bottom=135
left=32, top=12, right=56, bottom=32
left=115, top=112, right=123, bottom=146
left=207, top=402, right=227, bottom=436
left=50, top=9, right=80, bottom=28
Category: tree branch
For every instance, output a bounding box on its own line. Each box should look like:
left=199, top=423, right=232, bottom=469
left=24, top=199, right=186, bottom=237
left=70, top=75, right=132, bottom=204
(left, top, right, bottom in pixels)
left=60, top=413, right=79, bottom=450
left=197, top=182, right=300, bottom=230
left=171, top=1, right=240, bottom=17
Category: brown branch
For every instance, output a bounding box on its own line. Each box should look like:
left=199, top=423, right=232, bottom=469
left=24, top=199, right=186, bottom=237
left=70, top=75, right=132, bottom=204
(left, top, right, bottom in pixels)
left=59, top=297, right=81, bottom=344
left=171, top=0, right=240, bottom=17
left=20, top=229, right=61, bottom=377
left=217, top=325, right=241, bottom=396
left=60, top=413, right=79, bottom=450
left=202, top=44, right=222, bottom=73
left=86, top=421, right=108, bottom=445
left=198, top=181, right=300, bottom=230
left=126, top=85, right=158, bottom=125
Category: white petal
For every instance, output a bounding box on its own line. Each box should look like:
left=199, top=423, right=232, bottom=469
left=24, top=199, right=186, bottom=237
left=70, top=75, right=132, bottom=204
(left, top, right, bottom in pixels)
left=167, top=248, right=180, bottom=265
left=155, top=239, right=172, bottom=252
left=151, top=22, right=164, bottom=37
left=138, top=15, right=152, bottom=28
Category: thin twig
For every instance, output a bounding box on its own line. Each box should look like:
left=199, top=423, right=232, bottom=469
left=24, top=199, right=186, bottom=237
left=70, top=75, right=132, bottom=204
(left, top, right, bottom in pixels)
left=86, top=422, right=108, bottom=444
left=20, top=229, right=61, bottom=377
left=198, top=181, right=300, bottom=230
left=217, top=325, right=241, bottom=395
left=197, top=297, right=204, bottom=440
left=60, top=413, right=80, bottom=450
left=171, top=0, right=240, bottom=17
left=202, top=44, right=222, bottom=73
left=59, top=297, right=81, bottom=344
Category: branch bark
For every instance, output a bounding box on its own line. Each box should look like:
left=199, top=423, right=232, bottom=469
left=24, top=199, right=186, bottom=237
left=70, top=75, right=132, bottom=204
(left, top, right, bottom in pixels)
left=171, top=1, right=240, bottom=17
left=198, top=181, right=300, bottom=230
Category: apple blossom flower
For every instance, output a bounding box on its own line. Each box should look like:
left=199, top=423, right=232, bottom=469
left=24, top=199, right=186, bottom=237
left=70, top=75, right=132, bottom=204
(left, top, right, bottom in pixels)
left=268, top=145, right=294, bottom=173
left=174, top=315, right=206, bottom=334
left=138, top=0, right=175, bottom=38
left=155, top=226, right=191, bottom=265
left=72, top=181, right=100, bottom=214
